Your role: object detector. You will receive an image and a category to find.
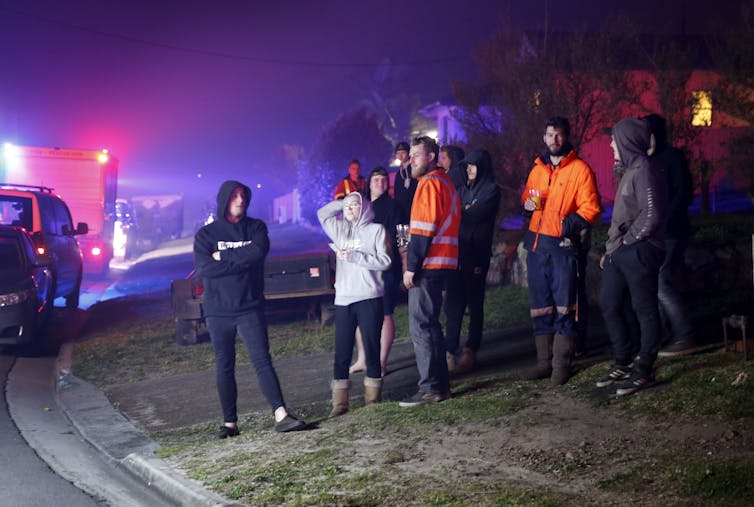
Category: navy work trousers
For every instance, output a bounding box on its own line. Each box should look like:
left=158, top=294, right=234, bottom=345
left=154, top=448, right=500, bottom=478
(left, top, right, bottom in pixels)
left=526, top=249, right=578, bottom=336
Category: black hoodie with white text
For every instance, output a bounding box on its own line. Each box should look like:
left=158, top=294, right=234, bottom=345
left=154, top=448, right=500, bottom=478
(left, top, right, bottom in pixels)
left=194, top=180, right=270, bottom=317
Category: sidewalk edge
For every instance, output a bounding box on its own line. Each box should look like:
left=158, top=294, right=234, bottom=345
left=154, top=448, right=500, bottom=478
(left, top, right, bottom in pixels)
left=54, top=346, right=240, bottom=507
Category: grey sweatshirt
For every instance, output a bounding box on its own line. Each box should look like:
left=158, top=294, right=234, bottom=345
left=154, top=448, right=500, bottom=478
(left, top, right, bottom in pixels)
left=317, top=193, right=391, bottom=306
left=606, top=118, right=666, bottom=255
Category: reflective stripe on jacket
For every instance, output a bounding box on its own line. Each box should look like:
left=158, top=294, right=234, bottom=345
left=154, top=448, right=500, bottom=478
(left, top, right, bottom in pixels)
left=521, top=151, right=601, bottom=252
left=408, top=168, right=461, bottom=271
left=334, top=177, right=366, bottom=200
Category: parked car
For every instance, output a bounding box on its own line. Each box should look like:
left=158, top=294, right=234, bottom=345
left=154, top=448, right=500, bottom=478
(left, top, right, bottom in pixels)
left=0, top=225, right=53, bottom=348
left=0, top=184, right=87, bottom=308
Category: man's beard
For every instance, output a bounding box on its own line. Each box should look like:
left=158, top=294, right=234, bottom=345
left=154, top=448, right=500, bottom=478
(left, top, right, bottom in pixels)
left=548, top=145, right=567, bottom=157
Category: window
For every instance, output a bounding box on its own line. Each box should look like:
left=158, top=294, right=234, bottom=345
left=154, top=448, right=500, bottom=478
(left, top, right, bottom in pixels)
left=0, top=196, right=32, bottom=229
left=691, top=90, right=712, bottom=127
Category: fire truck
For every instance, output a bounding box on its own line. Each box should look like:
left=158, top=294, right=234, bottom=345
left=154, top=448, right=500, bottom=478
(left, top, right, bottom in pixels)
left=0, top=144, right=118, bottom=274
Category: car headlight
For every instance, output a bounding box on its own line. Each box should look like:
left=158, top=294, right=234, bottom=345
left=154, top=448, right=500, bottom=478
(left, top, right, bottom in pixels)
left=0, top=289, right=34, bottom=307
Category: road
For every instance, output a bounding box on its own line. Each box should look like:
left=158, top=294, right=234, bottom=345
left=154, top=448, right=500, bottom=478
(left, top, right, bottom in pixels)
left=0, top=355, right=102, bottom=506
left=0, top=275, right=180, bottom=506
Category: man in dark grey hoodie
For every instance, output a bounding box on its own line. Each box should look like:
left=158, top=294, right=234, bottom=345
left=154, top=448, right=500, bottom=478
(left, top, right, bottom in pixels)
left=194, top=180, right=306, bottom=438
left=598, top=118, right=666, bottom=396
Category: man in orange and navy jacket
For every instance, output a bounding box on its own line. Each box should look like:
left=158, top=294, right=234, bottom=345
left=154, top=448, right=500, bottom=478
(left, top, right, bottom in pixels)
left=520, top=117, right=601, bottom=386
left=334, top=159, right=366, bottom=200
left=398, top=135, right=461, bottom=408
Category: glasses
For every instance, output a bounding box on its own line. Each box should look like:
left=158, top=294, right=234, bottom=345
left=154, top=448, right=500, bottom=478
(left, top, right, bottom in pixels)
left=344, top=203, right=361, bottom=210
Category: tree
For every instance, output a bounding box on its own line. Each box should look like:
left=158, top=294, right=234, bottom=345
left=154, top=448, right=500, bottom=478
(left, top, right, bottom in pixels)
left=707, top=0, right=754, bottom=199
left=297, top=106, right=392, bottom=224
left=358, top=58, right=423, bottom=144
left=452, top=16, right=643, bottom=215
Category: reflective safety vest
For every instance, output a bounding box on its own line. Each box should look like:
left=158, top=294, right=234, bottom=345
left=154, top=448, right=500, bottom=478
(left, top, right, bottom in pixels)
left=408, top=168, right=461, bottom=270
left=334, top=177, right=366, bottom=200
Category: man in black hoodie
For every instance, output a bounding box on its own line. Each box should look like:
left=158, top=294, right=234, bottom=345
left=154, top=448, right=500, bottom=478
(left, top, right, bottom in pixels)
left=444, top=149, right=500, bottom=374
left=194, top=180, right=305, bottom=438
left=598, top=118, right=666, bottom=396
left=642, top=114, right=697, bottom=357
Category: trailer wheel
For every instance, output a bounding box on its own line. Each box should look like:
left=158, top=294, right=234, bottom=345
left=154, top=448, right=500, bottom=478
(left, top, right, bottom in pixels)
left=175, top=318, right=199, bottom=345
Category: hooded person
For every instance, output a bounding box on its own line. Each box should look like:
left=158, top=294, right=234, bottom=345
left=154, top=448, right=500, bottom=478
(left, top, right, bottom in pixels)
left=443, top=149, right=501, bottom=373
left=317, top=192, right=392, bottom=416
left=194, top=180, right=306, bottom=438
left=439, top=145, right=466, bottom=188
left=348, top=167, right=403, bottom=377
left=642, top=114, right=697, bottom=357
left=597, top=118, right=667, bottom=396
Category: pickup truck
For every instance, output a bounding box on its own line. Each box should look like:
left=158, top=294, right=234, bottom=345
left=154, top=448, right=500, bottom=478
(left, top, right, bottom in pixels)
left=170, top=223, right=335, bottom=345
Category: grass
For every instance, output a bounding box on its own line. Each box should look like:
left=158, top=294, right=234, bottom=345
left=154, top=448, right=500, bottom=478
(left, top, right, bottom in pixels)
left=154, top=370, right=567, bottom=507
left=72, top=284, right=530, bottom=388
left=571, top=350, right=754, bottom=418
left=599, top=454, right=754, bottom=505
left=145, top=347, right=754, bottom=506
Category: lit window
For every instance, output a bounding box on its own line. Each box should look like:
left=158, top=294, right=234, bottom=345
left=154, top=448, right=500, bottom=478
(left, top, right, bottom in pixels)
left=691, top=91, right=712, bottom=127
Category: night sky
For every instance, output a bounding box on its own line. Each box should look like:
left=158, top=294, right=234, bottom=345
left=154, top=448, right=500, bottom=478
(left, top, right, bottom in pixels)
left=0, top=0, right=742, bottom=217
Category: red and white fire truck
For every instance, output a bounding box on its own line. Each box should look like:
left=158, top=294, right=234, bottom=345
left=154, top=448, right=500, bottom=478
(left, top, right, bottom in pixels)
left=0, top=144, right=118, bottom=274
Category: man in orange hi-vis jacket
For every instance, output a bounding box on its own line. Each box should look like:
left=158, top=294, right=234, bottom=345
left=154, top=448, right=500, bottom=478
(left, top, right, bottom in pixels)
left=398, top=136, right=461, bottom=408
left=520, top=117, right=601, bottom=386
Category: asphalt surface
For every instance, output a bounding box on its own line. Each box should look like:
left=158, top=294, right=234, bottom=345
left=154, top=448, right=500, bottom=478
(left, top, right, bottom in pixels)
left=0, top=356, right=101, bottom=507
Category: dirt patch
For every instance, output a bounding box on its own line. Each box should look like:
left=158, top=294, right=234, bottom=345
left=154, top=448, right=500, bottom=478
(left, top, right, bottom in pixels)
left=160, top=389, right=754, bottom=506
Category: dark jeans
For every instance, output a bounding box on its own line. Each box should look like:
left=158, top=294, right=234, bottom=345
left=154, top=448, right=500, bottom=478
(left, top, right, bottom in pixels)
left=526, top=249, right=578, bottom=336
left=574, top=249, right=589, bottom=352
left=600, top=242, right=664, bottom=369
left=207, top=311, right=285, bottom=423
left=409, top=273, right=449, bottom=395
left=658, top=236, right=694, bottom=344
left=444, top=264, right=488, bottom=355
left=334, top=298, right=384, bottom=379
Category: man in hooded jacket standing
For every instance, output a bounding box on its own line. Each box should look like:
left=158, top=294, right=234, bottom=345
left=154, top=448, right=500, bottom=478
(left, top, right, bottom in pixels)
left=194, top=180, right=306, bottom=438
left=520, top=117, right=601, bottom=385
left=598, top=118, right=666, bottom=395
left=444, top=149, right=500, bottom=373
left=642, top=114, right=697, bottom=357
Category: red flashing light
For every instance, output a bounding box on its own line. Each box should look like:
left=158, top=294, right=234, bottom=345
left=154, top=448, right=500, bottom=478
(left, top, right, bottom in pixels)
left=91, top=246, right=102, bottom=256
left=193, top=282, right=204, bottom=297
left=36, top=247, right=46, bottom=255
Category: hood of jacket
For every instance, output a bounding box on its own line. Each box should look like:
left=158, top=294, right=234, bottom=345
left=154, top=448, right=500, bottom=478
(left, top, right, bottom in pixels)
left=643, top=113, right=668, bottom=152
left=613, top=118, right=651, bottom=172
left=216, top=180, right=252, bottom=223
left=459, top=149, right=493, bottom=190
left=343, top=191, right=375, bottom=230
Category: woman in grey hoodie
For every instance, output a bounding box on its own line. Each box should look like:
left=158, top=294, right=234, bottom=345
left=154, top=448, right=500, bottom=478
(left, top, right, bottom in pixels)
left=318, top=192, right=392, bottom=416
